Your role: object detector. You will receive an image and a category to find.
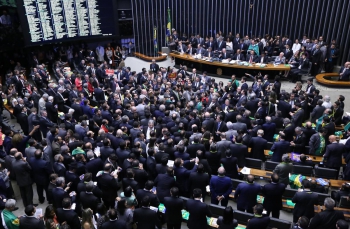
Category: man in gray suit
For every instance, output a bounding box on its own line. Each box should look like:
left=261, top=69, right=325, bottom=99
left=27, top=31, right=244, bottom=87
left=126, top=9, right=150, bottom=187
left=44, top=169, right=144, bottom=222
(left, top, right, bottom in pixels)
left=25, top=139, right=37, bottom=159
left=12, top=152, right=34, bottom=207
left=310, top=100, right=326, bottom=123
left=225, top=122, right=238, bottom=141
left=232, top=115, right=247, bottom=133
left=216, top=133, right=232, bottom=158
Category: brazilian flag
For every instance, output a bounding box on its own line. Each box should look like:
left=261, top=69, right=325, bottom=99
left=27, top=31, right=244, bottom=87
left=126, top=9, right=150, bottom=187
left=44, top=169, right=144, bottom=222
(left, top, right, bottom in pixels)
left=166, top=8, right=171, bottom=42
left=289, top=174, right=306, bottom=189
left=153, top=26, right=158, bottom=53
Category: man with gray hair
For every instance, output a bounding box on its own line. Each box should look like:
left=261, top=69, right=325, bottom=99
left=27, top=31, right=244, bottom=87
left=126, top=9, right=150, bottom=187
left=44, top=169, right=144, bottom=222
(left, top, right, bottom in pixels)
left=282, top=118, right=295, bottom=142
left=262, top=116, right=276, bottom=142
left=155, top=105, right=166, bottom=118
left=1, top=199, right=19, bottom=228
left=232, top=115, right=247, bottom=132
left=79, top=181, right=100, bottom=212
left=216, top=133, right=231, bottom=157
left=53, top=154, right=66, bottom=177
left=322, top=95, right=332, bottom=109
left=290, top=127, right=306, bottom=153
left=38, top=93, right=49, bottom=116
left=86, top=150, right=103, bottom=181
left=250, top=129, right=267, bottom=161
left=225, top=121, right=238, bottom=141
left=52, top=177, right=75, bottom=208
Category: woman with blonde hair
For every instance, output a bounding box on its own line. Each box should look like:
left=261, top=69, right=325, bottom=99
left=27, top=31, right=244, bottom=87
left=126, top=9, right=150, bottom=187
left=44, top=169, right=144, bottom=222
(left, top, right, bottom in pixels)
left=81, top=208, right=96, bottom=229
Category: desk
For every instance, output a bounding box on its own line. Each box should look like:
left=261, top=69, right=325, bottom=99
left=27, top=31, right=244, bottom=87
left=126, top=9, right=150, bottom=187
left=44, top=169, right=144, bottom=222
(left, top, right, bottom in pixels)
left=316, top=73, right=350, bottom=87
left=169, top=53, right=290, bottom=77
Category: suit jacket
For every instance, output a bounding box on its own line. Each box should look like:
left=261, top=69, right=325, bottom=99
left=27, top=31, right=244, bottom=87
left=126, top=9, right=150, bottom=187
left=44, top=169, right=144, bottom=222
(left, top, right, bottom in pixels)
left=230, top=143, right=248, bottom=168
left=100, top=220, right=127, bottom=229
left=246, top=216, right=270, bottom=229
left=262, top=182, right=286, bottom=211
left=216, top=140, right=232, bottom=157
left=132, top=167, right=149, bottom=189
left=292, top=108, right=304, bottom=127
left=234, top=182, right=261, bottom=211
left=292, top=133, right=307, bottom=154
left=146, top=156, right=157, bottom=180
left=292, top=190, right=319, bottom=221
left=258, top=56, right=269, bottom=63
left=12, top=159, right=32, bottom=187
left=216, top=41, right=226, bottom=51
left=188, top=172, right=210, bottom=197
left=232, top=53, right=245, bottom=61
left=186, top=199, right=212, bottom=229
left=52, top=187, right=70, bottom=208
left=39, top=116, right=54, bottom=137
left=85, top=158, right=103, bottom=181
left=220, top=157, right=239, bottom=178
left=262, top=122, right=276, bottom=142
left=271, top=140, right=291, bottom=162
left=133, top=207, right=162, bottom=229
left=154, top=173, right=176, bottom=202
left=94, top=88, right=105, bottom=103
left=53, top=162, right=66, bottom=177
left=250, top=137, right=267, bottom=161
left=312, top=49, right=322, bottom=63
left=246, top=54, right=259, bottom=63
left=324, top=143, right=346, bottom=168
left=232, top=122, right=247, bottom=132
left=19, top=215, right=45, bottom=229
left=97, top=172, right=120, bottom=202
left=122, top=178, right=139, bottom=192
left=174, top=164, right=197, bottom=195
left=79, top=191, right=100, bottom=212
left=277, top=100, right=292, bottom=118
left=56, top=208, right=81, bottom=229
left=163, top=196, right=184, bottom=224
left=210, top=175, right=233, bottom=199
left=311, top=105, right=326, bottom=123
left=308, top=209, right=345, bottom=229
left=274, top=163, right=293, bottom=186
left=28, top=158, right=52, bottom=185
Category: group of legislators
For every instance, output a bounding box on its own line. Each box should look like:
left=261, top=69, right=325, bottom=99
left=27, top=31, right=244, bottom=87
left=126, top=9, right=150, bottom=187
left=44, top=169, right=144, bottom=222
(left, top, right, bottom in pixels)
left=0, top=32, right=349, bottom=229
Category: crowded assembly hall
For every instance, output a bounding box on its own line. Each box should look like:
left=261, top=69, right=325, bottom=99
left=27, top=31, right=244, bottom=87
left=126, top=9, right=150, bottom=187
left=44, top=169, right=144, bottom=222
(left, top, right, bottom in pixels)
left=1, top=1, right=350, bottom=229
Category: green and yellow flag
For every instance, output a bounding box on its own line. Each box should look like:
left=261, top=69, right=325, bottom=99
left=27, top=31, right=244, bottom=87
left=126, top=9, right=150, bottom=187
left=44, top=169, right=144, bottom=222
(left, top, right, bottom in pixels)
left=166, top=8, right=171, bottom=42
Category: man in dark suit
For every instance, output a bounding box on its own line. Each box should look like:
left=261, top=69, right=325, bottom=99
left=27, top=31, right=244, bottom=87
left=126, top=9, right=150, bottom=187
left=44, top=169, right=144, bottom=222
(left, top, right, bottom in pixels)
left=290, top=102, right=304, bottom=127
left=132, top=160, right=149, bottom=189
left=204, top=47, right=214, bottom=58
left=216, top=38, right=226, bottom=51
left=292, top=179, right=319, bottom=222
left=94, top=85, right=106, bottom=103
left=324, top=135, right=346, bottom=174
left=262, top=116, right=276, bottom=142
left=210, top=167, right=233, bottom=207
left=271, top=134, right=291, bottom=162
left=258, top=53, right=269, bottom=63
left=173, top=158, right=198, bottom=197
left=12, top=152, right=35, bottom=207
left=150, top=59, right=159, bottom=73
left=308, top=197, right=345, bottom=229
left=85, top=151, right=103, bottom=181
left=133, top=196, right=162, bottom=229
left=28, top=150, right=52, bottom=204
left=234, top=175, right=261, bottom=213
left=39, top=110, right=54, bottom=138
left=229, top=136, right=247, bottom=168
left=220, top=150, right=239, bottom=179
left=17, top=106, right=29, bottom=135
left=188, top=164, right=210, bottom=200
left=213, top=114, right=228, bottom=142
left=19, top=205, right=45, bottom=229
left=154, top=167, right=176, bottom=202
left=311, top=100, right=326, bottom=123
left=56, top=198, right=81, bottom=229
left=249, top=130, right=268, bottom=161
left=338, top=62, right=350, bottom=81
left=332, top=101, right=344, bottom=126
left=101, top=209, right=127, bottom=229
left=136, top=180, right=160, bottom=208
left=163, top=187, right=184, bottom=229
left=96, top=164, right=120, bottom=209
left=310, top=45, right=322, bottom=76
left=122, top=169, right=139, bottom=192
left=246, top=204, right=270, bottom=229
left=232, top=49, right=245, bottom=61
left=186, top=188, right=212, bottom=229
left=55, top=88, right=66, bottom=112
left=100, top=138, right=116, bottom=162
left=290, top=127, right=307, bottom=154
left=52, top=177, right=72, bottom=208
left=146, top=148, right=157, bottom=180
left=79, top=181, right=100, bottom=213
left=262, top=173, right=286, bottom=219
left=246, top=50, right=259, bottom=63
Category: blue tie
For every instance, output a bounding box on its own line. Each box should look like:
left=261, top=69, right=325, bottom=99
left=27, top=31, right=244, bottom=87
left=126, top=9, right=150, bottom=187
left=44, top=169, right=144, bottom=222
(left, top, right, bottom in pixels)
left=217, top=122, right=221, bottom=131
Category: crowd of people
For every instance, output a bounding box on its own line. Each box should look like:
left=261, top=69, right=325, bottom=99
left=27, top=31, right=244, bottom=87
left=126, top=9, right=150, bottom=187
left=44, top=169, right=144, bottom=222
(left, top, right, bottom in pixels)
left=0, top=33, right=349, bottom=229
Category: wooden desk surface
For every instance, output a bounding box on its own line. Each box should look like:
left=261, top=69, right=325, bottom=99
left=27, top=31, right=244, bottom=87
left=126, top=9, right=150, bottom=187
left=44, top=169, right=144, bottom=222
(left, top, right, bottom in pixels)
left=169, top=53, right=291, bottom=71
left=329, top=179, right=350, bottom=189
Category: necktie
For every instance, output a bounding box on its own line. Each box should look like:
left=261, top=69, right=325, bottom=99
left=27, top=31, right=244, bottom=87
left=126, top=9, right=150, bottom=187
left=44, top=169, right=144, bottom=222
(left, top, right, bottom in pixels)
left=250, top=56, right=253, bottom=63
left=92, top=68, right=95, bottom=74
left=217, top=122, right=221, bottom=131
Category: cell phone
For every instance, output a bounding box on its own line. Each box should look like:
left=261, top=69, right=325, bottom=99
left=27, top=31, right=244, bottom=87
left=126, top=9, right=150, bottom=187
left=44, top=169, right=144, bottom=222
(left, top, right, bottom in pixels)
left=152, top=186, right=156, bottom=193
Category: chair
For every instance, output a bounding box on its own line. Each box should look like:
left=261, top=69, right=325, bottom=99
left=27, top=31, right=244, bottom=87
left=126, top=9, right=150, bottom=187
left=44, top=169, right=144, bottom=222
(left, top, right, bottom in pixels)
left=266, top=142, right=273, bottom=150
left=283, top=188, right=297, bottom=200
left=179, top=196, right=189, bottom=206
left=315, top=167, right=338, bottom=180
left=292, top=165, right=313, bottom=176
left=231, top=179, right=245, bottom=189
left=338, top=196, right=350, bottom=208
left=233, top=210, right=253, bottom=225
left=245, top=158, right=262, bottom=169
left=265, top=161, right=279, bottom=171
left=317, top=193, right=330, bottom=206
left=269, top=218, right=292, bottom=229
left=208, top=204, right=225, bottom=217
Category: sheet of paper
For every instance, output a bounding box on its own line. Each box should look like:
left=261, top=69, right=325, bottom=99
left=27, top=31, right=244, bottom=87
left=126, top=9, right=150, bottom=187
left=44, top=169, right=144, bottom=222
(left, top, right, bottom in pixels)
left=240, top=167, right=251, bottom=175
left=35, top=208, right=42, bottom=218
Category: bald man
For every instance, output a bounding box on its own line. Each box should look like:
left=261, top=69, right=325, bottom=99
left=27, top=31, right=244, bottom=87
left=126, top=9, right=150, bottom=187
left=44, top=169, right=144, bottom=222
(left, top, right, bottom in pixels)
left=323, top=135, right=346, bottom=176
left=234, top=175, right=261, bottom=213
left=209, top=167, right=232, bottom=206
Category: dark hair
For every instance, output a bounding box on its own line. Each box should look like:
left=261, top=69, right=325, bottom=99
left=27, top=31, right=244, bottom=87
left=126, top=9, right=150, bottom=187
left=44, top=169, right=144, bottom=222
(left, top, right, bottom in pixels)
left=124, top=186, right=133, bottom=197
left=170, top=187, right=179, bottom=197
left=62, top=198, right=71, bottom=209
left=193, top=188, right=202, bottom=198
left=271, top=173, right=279, bottom=183
left=298, top=216, right=310, bottom=228
left=223, top=206, right=234, bottom=224
left=24, top=205, right=35, bottom=216
left=117, top=199, right=127, bottom=215
left=254, top=204, right=264, bottom=214
left=141, top=196, right=150, bottom=207
left=108, top=208, right=117, bottom=220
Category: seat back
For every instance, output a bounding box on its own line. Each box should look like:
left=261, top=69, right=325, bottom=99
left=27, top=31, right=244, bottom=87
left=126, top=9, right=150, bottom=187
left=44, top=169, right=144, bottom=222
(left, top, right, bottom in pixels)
left=283, top=188, right=298, bottom=200
left=292, top=165, right=313, bottom=176
left=245, top=158, right=262, bottom=169
left=315, top=167, right=338, bottom=179
left=265, top=161, right=279, bottom=171
left=339, top=196, right=350, bottom=208
left=317, top=193, right=330, bottom=205
left=268, top=218, right=292, bottom=229
left=266, top=142, right=273, bottom=150
left=231, top=179, right=245, bottom=189
left=234, top=210, right=253, bottom=225
left=208, top=204, right=225, bottom=217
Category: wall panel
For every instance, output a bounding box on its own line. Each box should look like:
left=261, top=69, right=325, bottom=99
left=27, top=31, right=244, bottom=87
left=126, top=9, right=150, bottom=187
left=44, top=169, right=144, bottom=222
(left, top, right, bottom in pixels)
left=131, top=0, right=350, bottom=63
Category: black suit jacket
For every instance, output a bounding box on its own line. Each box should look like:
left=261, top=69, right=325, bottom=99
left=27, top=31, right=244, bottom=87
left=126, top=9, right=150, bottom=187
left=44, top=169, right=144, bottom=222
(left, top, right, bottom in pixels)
left=220, top=157, right=239, bottom=178
left=246, top=216, right=270, bottom=229
left=163, top=196, right=184, bottom=224
left=122, top=178, right=139, bottom=192
left=250, top=137, right=268, bottom=161
left=154, top=173, right=176, bottom=202
left=85, top=158, right=103, bottom=181
left=97, top=173, right=120, bottom=202
left=136, top=189, right=160, bottom=208
left=52, top=187, right=70, bottom=208
left=188, top=172, right=210, bottom=197
left=56, top=208, right=81, bottom=229
left=230, top=143, right=248, bottom=168
left=19, top=216, right=45, bottom=229
left=186, top=199, right=212, bottom=229
left=292, top=190, right=319, bottom=221
left=232, top=53, right=245, bottom=61
left=134, top=207, right=162, bottom=229
left=100, top=220, right=127, bottom=229
left=308, top=209, right=345, bottom=229
left=79, top=191, right=100, bottom=212
left=94, top=88, right=105, bottom=103
left=262, top=182, right=286, bottom=211
left=28, top=158, right=52, bottom=185
left=324, top=143, right=346, bottom=169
